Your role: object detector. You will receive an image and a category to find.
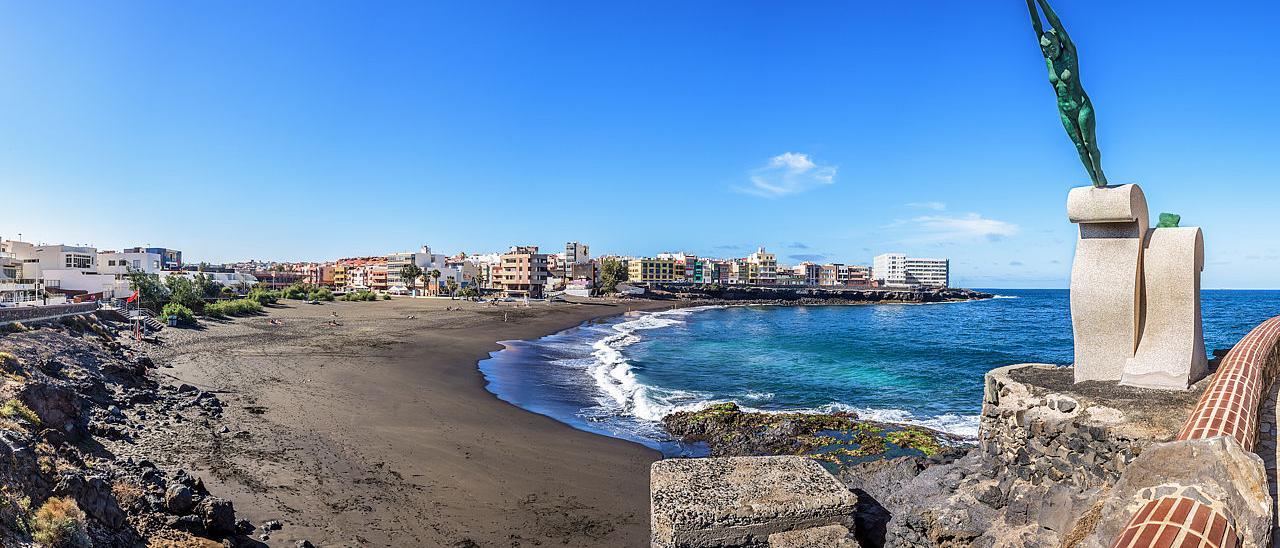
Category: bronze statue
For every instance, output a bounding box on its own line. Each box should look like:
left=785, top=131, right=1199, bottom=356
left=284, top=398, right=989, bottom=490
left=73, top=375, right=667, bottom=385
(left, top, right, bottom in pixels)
left=1027, top=0, right=1108, bottom=187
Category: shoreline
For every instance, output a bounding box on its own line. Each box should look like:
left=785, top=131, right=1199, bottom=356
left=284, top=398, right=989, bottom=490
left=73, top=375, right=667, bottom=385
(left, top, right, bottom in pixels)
left=480, top=300, right=990, bottom=460
left=142, top=296, right=678, bottom=547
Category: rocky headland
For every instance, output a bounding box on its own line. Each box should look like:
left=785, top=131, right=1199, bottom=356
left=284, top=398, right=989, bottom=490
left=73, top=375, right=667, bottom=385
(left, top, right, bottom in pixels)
left=641, top=284, right=993, bottom=306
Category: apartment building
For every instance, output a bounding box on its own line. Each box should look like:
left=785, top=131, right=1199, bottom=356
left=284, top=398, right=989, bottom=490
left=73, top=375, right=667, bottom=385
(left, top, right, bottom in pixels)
left=840, top=265, right=873, bottom=287
left=873, top=253, right=949, bottom=288
left=494, top=246, right=549, bottom=298
left=627, top=256, right=680, bottom=283
left=564, top=242, right=590, bottom=278
left=98, top=250, right=164, bottom=275
left=124, top=247, right=182, bottom=270
left=0, top=243, right=40, bottom=306
left=792, top=263, right=822, bottom=286
left=744, top=247, right=778, bottom=285
left=386, top=245, right=460, bottom=293
left=4, top=242, right=131, bottom=300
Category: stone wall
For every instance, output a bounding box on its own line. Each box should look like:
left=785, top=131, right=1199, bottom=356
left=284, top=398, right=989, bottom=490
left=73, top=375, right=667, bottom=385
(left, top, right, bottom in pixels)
left=0, top=302, right=99, bottom=326
left=979, top=364, right=1192, bottom=493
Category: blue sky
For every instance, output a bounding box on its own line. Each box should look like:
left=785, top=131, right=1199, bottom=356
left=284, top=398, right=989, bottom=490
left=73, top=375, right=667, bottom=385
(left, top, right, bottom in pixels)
left=2, top=1, right=1277, bottom=288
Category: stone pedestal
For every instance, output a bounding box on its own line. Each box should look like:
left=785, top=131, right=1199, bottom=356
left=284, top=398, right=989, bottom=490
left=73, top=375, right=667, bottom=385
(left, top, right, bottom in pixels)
left=1067, top=184, right=1150, bottom=383
left=1121, top=227, right=1207, bottom=389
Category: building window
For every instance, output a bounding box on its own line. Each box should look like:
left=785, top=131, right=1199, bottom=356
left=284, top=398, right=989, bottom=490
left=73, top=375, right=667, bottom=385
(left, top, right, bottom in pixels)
left=66, top=254, right=92, bottom=269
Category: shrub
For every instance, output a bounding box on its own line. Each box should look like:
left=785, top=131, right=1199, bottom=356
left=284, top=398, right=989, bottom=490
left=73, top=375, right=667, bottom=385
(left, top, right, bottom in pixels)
left=161, top=302, right=196, bottom=325
left=381, top=294, right=391, bottom=300
left=0, top=399, right=40, bottom=427
left=339, top=291, right=379, bottom=302
left=282, top=283, right=315, bottom=300
left=308, top=287, right=335, bottom=301
left=247, top=289, right=280, bottom=305
left=203, top=299, right=263, bottom=318
left=0, top=352, right=16, bottom=367
left=0, top=486, right=31, bottom=535
left=31, top=497, right=89, bottom=548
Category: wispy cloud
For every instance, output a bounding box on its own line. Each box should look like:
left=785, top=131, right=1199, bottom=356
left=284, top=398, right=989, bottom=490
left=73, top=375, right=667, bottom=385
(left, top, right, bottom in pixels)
left=906, top=201, right=947, bottom=211
left=789, top=253, right=827, bottom=262
left=737, top=152, right=836, bottom=198
left=889, top=213, right=1019, bottom=243
left=787, top=242, right=810, bottom=249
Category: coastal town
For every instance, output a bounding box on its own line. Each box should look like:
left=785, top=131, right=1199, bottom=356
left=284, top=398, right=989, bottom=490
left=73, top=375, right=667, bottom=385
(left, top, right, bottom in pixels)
left=1, top=236, right=951, bottom=307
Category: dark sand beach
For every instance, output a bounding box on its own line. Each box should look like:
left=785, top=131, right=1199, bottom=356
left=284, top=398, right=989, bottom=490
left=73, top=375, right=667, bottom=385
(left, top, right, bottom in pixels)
left=140, top=297, right=676, bottom=547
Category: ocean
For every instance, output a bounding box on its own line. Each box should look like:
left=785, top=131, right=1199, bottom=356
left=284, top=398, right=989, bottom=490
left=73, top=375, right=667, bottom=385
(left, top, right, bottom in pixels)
left=477, top=289, right=1280, bottom=457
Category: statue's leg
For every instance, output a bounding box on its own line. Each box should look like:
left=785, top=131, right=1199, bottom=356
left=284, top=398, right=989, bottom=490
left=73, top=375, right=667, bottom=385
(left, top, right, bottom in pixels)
left=1060, top=112, right=1097, bottom=184
left=1079, top=101, right=1108, bottom=186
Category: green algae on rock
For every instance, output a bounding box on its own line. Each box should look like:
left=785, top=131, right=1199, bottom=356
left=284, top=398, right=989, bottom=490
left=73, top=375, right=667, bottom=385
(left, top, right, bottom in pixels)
left=661, top=402, right=957, bottom=469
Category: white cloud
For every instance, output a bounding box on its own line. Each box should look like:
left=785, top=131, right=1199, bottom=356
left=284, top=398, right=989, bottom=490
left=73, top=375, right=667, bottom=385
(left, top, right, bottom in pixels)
left=906, top=201, right=947, bottom=211
left=737, top=152, right=836, bottom=198
left=890, top=213, right=1019, bottom=243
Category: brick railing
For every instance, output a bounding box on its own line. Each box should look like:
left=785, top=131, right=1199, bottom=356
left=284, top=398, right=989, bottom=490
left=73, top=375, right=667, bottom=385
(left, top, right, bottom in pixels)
left=1112, top=316, right=1280, bottom=548
left=0, top=302, right=100, bottom=326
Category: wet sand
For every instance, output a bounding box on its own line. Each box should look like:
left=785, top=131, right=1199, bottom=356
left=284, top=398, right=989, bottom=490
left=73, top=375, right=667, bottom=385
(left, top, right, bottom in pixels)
left=146, top=296, right=675, bottom=547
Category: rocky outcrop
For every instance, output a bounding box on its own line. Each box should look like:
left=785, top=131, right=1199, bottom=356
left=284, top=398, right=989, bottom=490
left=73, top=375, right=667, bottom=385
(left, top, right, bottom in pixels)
left=643, top=284, right=992, bottom=306
left=841, top=363, right=1209, bottom=547
left=662, top=402, right=960, bottom=466
left=0, top=314, right=260, bottom=546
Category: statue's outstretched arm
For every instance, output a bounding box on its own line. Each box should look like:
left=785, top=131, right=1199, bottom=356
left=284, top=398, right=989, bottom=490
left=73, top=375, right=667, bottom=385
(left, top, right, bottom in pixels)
left=1035, top=0, right=1072, bottom=43
left=1026, top=0, right=1045, bottom=37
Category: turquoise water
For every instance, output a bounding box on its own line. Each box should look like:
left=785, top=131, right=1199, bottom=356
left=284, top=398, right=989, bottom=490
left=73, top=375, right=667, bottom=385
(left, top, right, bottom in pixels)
left=478, top=289, right=1280, bottom=456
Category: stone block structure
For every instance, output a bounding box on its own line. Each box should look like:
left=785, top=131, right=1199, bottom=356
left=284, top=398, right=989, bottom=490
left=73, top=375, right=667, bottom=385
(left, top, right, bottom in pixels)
left=1067, top=184, right=1150, bottom=382
left=1122, top=227, right=1208, bottom=389
left=1067, top=183, right=1208, bottom=389
left=650, top=456, right=857, bottom=547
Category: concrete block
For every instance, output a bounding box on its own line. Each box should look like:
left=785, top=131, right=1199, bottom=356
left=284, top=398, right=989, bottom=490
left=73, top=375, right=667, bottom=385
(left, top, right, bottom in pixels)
left=767, top=524, right=856, bottom=547
left=651, top=456, right=857, bottom=548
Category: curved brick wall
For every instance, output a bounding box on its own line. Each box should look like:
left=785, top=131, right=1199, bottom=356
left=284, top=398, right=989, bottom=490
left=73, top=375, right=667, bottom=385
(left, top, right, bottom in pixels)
left=1112, top=316, right=1280, bottom=548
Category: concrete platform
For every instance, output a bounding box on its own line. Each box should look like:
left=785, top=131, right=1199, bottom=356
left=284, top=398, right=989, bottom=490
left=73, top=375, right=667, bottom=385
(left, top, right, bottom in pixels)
left=650, top=455, right=857, bottom=547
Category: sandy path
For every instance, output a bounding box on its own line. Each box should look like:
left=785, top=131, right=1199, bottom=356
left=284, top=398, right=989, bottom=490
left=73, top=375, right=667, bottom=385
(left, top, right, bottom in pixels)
left=144, top=297, right=675, bottom=547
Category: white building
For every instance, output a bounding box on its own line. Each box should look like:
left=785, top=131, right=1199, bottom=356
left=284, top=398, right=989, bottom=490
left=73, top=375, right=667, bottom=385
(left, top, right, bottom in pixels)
left=161, top=270, right=259, bottom=291
left=8, top=243, right=131, bottom=299
left=98, top=250, right=165, bottom=275
left=386, top=245, right=462, bottom=294
left=1, top=244, right=41, bottom=306
left=873, top=253, right=949, bottom=288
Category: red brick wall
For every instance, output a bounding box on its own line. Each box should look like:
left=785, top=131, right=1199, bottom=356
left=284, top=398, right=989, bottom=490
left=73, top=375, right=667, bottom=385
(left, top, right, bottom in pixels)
left=1111, top=316, right=1280, bottom=548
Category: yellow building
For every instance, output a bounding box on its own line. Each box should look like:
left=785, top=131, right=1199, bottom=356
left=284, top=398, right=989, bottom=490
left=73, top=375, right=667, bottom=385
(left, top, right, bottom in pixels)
left=627, top=256, right=680, bottom=283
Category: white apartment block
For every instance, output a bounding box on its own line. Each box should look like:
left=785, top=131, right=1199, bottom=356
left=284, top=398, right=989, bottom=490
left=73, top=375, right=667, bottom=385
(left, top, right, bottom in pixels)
left=873, top=253, right=949, bottom=288
left=386, top=245, right=461, bottom=292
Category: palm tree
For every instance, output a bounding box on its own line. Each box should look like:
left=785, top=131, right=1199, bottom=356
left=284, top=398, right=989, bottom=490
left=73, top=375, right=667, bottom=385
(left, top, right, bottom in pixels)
left=430, top=269, right=442, bottom=296
left=446, top=279, right=459, bottom=298
left=400, top=264, right=423, bottom=296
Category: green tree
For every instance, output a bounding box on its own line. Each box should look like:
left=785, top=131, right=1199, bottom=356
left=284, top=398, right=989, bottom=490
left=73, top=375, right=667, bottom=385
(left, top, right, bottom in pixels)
left=125, top=270, right=169, bottom=312
left=446, top=278, right=459, bottom=298
left=400, top=264, right=423, bottom=296
left=429, top=269, right=442, bottom=295
left=165, top=275, right=203, bottom=310
left=600, top=258, right=628, bottom=294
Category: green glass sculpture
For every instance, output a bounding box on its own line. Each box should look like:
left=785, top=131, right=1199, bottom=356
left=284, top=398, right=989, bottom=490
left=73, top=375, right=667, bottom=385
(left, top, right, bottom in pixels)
left=1157, top=213, right=1181, bottom=228
left=1027, top=0, right=1108, bottom=188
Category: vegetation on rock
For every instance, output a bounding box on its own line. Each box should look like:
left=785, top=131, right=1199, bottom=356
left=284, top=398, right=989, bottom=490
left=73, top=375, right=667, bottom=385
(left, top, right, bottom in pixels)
left=662, top=402, right=951, bottom=469
left=0, top=399, right=40, bottom=428
left=202, top=299, right=263, bottom=318
left=30, top=496, right=89, bottom=548
left=161, top=303, right=196, bottom=325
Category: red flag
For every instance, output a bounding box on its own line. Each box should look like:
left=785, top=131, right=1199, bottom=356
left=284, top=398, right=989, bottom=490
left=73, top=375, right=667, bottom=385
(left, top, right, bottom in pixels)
left=126, top=291, right=139, bottom=304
